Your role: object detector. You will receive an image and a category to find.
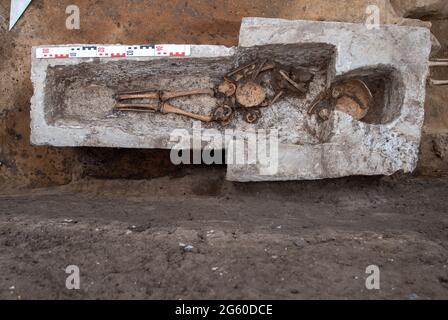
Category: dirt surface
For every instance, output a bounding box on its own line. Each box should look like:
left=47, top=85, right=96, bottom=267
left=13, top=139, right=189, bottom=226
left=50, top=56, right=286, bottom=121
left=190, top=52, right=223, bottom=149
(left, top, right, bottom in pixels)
left=1, top=0, right=448, bottom=300
left=0, top=170, right=447, bottom=299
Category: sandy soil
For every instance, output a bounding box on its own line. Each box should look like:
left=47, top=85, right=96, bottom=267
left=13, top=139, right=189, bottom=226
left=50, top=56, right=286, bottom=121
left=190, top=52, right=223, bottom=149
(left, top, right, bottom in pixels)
left=0, top=169, right=447, bottom=299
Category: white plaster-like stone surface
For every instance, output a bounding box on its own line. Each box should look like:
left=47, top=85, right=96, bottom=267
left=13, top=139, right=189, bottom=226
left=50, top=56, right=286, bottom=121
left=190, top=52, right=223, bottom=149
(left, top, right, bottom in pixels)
left=30, top=19, right=431, bottom=181
left=226, top=18, right=431, bottom=181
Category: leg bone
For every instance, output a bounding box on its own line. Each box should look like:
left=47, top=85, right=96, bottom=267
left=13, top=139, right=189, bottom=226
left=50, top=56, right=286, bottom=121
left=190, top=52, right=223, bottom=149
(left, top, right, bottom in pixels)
left=116, top=91, right=159, bottom=101
left=160, top=102, right=213, bottom=122
left=430, top=79, right=448, bottom=86
left=161, top=88, right=214, bottom=101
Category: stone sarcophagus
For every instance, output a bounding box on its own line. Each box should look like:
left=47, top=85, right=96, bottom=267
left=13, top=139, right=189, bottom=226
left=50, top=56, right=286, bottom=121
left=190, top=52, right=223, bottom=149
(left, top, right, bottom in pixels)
left=31, top=18, right=431, bottom=181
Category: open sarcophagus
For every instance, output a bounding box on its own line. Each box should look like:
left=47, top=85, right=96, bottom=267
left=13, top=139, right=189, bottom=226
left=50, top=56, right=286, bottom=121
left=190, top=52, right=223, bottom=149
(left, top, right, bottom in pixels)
left=31, top=18, right=431, bottom=181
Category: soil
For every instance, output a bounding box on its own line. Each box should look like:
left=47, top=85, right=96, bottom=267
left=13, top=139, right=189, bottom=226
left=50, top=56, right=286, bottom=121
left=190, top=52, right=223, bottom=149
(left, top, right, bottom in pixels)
left=0, top=169, right=448, bottom=299
left=1, top=0, right=448, bottom=300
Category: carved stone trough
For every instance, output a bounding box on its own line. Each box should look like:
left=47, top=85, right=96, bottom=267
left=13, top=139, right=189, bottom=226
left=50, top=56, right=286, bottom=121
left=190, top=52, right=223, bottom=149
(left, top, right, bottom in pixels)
left=31, top=18, right=431, bottom=181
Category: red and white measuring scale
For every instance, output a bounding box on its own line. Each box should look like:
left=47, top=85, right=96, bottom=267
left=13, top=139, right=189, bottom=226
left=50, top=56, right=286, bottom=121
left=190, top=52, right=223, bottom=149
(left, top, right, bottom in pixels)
left=36, top=44, right=191, bottom=59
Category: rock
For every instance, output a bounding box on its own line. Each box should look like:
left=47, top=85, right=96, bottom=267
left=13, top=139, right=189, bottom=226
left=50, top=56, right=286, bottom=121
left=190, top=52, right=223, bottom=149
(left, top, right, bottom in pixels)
left=396, top=17, right=432, bottom=28
left=377, top=17, right=442, bottom=63
left=61, top=219, right=78, bottom=224
left=407, top=293, right=419, bottom=300
left=290, top=289, right=300, bottom=294
left=433, top=134, right=448, bottom=159
left=293, top=238, right=307, bottom=248
left=415, top=131, right=448, bottom=176
left=127, top=223, right=151, bottom=233
left=390, top=0, right=448, bottom=19
left=430, top=33, right=442, bottom=57
left=179, top=243, right=196, bottom=252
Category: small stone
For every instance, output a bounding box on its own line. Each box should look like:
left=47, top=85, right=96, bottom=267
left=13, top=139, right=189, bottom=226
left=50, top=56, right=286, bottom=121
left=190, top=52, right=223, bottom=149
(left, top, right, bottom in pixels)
left=407, top=293, right=419, bottom=300
left=182, top=244, right=195, bottom=252
left=433, top=134, right=448, bottom=160
left=62, top=219, right=77, bottom=224
left=127, top=224, right=151, bottom=233
left=293, top=238, right=307, bottom=248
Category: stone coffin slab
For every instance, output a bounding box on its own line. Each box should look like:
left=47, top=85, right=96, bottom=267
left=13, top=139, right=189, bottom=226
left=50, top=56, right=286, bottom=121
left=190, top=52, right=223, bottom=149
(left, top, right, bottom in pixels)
left=30, top=18, right=431, bottom=181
